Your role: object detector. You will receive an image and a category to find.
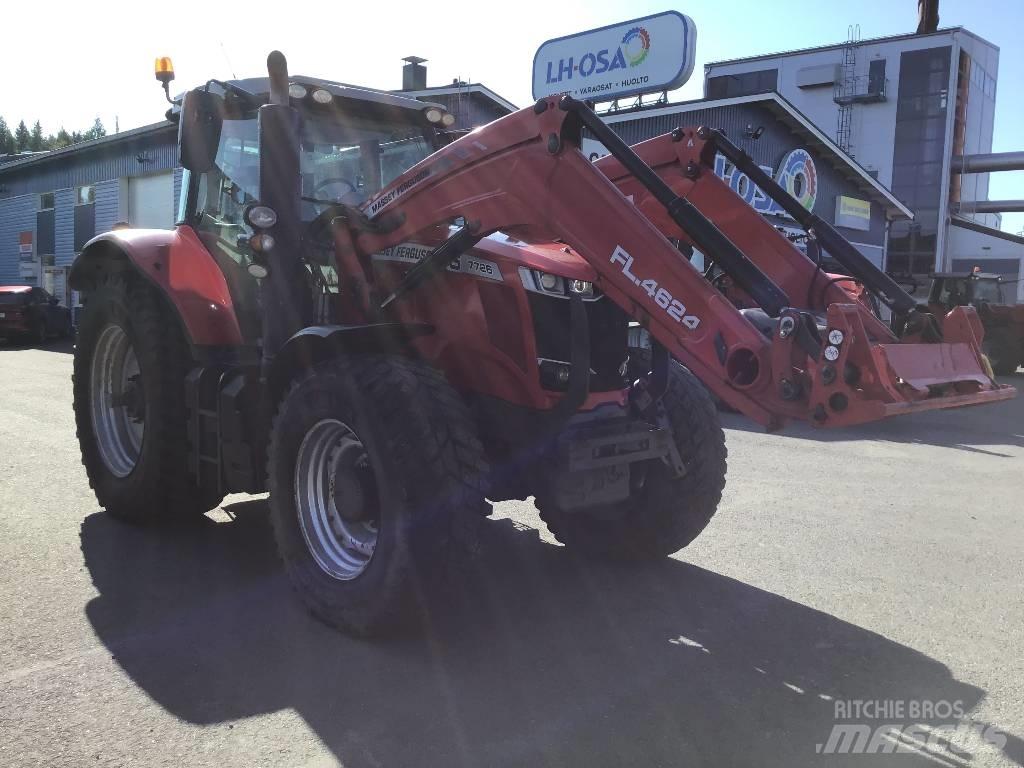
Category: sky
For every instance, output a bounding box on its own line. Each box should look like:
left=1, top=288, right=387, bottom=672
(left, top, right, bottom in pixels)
left=1, top=0, right=1021, bottom=231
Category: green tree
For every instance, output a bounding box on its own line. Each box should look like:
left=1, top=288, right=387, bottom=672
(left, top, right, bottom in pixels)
left=52, top=127, right=73, bottom=149
left=29, top=120, right=44, bottom=151
left=0, top=117, right=14, bottom=155
left=14, top=120, right=30, bottom=152
left=83, top=118, right=106, bottom=141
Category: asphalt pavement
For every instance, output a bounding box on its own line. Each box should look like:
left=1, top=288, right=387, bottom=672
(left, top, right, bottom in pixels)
left=1, top=340, right=1022, bottom=767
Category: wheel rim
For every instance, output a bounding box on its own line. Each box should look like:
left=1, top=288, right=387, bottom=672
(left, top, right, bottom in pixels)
left=90, top=324, right=145, bottom=478
left=295, top=418, right=380, bottom=580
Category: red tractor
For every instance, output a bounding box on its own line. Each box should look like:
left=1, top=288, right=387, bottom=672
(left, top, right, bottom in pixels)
left=926, top=271, right=1023, bottom=375
left=70, top=53, right=1013, bottom=635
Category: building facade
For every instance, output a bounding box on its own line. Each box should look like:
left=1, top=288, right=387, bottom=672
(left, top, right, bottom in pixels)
left=704, top=27, right=1023, bottom=300
left=583, top=92, right=912, bottom=269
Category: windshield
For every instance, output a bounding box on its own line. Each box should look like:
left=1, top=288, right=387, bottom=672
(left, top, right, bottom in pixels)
left=972, top=278, right=1003, bottom=304
left=193, top=114, right=433, bottom=226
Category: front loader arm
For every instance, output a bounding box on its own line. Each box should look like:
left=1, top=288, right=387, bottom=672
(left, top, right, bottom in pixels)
left=348, top=97, right=1012, bottom=429
left=594, top=130, right=896, bottom=341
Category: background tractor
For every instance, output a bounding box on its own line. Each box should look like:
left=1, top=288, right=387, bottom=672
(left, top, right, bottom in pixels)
left=70, top=52, right=1012, bottom=636
left=926, top=271, right=1023, bottom=374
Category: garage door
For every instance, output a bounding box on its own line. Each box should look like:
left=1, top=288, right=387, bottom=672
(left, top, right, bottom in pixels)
left=127, top=172, right=174, bottom=229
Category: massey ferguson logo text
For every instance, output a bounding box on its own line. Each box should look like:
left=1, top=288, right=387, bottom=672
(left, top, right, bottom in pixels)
left=367, top=168, right=430, bottom=218
left=544, top=26, right=651, bottom=87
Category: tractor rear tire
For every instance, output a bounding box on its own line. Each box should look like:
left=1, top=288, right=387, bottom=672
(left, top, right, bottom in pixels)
left=538, top=354, right=727, bottom=560
left=984, top=330, right=1020, bottom=375
left=72, top=271, right=223, bottom=522
left=267, top=355, right=489, bottom=636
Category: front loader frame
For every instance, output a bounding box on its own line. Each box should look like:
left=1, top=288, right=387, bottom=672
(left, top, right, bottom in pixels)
left=343, top=95, right=1012, bottom=429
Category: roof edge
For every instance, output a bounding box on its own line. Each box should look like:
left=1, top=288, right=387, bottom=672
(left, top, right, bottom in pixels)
left=598, top=91, right=913, bottom=219
left=705, top=26, right=997, bottom=71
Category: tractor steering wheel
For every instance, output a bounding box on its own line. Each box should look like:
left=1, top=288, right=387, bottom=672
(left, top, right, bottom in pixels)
left=310, top=177, right=362, bottom=211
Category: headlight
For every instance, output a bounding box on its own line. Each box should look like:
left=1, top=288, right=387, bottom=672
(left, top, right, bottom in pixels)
left=311, top=88, right=333, bottom=105
left=570, top=279, right=593, bottom=296
left=424, top=107, right=443, bottom=123
left=288, top=83, right=308, bottom=99
left=245, top=205, right=278, bottom=229
left=441, top=112, right=456, bottom=127
left=540, top=272, right=561, bottom=291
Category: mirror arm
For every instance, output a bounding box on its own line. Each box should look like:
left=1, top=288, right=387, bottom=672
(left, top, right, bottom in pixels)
left=204, top=79, right=265, bottom=107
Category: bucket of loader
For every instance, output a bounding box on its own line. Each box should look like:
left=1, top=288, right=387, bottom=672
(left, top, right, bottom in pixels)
left=805, top=303, right=1015, bottom=427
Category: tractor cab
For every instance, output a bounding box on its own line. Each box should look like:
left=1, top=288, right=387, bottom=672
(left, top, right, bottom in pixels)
left=167, top=62, right=456, bottom=340
left=927, top=271, right=1007, bottom=313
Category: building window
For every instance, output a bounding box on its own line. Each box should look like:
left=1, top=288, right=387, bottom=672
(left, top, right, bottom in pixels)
left=707, top=69, right=779, bottom=99
left=37, top=190, right=56, bottom=258
left=887, top=46, right=952, bottom=275
left=74, top=187, right=96, bottom=252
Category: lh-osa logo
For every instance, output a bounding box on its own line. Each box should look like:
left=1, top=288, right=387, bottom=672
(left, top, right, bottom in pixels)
left=545, top=26, right=651, bottom=84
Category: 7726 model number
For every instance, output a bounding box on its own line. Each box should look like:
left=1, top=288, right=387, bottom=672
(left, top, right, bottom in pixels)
left=611, top=246, right=701, bottom=330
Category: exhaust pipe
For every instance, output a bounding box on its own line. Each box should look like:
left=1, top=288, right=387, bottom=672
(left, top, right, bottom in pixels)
left=258, top=51, right=312, bottom=372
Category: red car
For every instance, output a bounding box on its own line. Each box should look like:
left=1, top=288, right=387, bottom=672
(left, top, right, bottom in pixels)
left=0, top=286, right=73, bottom=344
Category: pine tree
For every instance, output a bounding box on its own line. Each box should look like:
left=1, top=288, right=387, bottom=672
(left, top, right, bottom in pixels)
left=14, top=120, right=30, bottom=152
left=0, top=117, right=14, bottom=155
left=84, top=118, right=106, bottom=141
left=52, top=127, right=73, bottom=149
left=29, top=120, right=44, bottom=151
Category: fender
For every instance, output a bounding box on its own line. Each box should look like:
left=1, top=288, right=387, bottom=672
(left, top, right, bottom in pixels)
left=267, top=322, right=434, bottom=401
left=69, top=226, right=244, bottom=347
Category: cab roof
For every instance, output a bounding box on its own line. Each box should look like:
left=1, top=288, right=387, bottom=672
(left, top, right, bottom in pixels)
left=211, top=75, right=445, bottom=114
left=931, top=272, right=1002, bottom=280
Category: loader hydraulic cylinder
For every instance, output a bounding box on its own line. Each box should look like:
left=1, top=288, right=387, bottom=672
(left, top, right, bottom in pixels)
left=699, top=127, right=918, bottom=316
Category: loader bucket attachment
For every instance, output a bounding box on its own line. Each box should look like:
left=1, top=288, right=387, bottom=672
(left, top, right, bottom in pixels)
left=794, top=304, right=1014, bottom=428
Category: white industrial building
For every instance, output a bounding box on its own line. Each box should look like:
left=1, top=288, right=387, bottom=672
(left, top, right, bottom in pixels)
left=705, top=26, right=1023, bottom=301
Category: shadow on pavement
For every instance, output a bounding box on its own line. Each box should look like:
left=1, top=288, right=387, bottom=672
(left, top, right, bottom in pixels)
left=0, top=337, right=74, bottom=354
left=81, top=501, right=1023, bottom=767
left=721, top=372, right=1024, bottom=457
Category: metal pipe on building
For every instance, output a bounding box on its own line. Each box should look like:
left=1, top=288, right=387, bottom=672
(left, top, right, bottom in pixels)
left=955, top=200, right=1024, bottom=214
left=950, top=152, right=1024, bottom=174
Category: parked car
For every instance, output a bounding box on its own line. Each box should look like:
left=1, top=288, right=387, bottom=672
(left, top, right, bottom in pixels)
left=0, top=286, right=73, bottom=344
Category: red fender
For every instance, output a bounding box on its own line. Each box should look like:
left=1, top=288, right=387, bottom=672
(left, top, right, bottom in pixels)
left=70, top=226, right=243, bottom=347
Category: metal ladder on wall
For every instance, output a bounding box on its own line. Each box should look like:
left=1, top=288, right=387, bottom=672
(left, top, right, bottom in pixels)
left=835, top=24, right=860, bottom=158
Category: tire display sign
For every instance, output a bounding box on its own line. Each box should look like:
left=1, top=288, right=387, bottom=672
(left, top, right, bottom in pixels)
left=532, top=12, right=697, bottom=102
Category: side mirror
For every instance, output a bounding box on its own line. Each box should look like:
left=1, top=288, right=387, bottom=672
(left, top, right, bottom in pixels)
left=178, top=89, right=223, bottom=173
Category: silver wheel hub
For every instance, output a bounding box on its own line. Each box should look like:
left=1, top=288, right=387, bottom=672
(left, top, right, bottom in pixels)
left=295, top=419, right=379, bottom=580
left=90, top=324, right=144, bottom=478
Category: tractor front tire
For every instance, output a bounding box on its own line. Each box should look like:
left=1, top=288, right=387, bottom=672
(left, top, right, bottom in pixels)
left=538, top=356, right=727, bottom=560
left=983, top=330, right=1021, bottom=375
left=72, top=272, right=222, bottom=522
left=267, top=355, right=489, bottom=636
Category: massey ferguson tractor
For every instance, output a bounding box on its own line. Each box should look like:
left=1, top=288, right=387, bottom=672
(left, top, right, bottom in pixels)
left=70, top=53, right=1014, bottom=635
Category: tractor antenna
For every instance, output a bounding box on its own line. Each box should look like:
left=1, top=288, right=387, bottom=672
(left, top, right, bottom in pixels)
left=219, top=40, right=238, bottom=79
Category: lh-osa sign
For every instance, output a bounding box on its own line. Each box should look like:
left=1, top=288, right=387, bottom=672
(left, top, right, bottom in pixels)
left=532, top=12, right=697, bottom=103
